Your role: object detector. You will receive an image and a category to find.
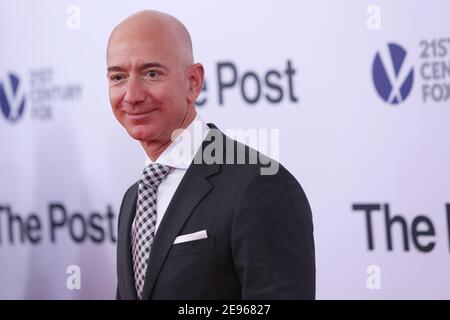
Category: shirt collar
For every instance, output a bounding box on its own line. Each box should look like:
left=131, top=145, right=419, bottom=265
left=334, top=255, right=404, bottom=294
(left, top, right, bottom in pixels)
left=145, top=113, right=210, bottom=170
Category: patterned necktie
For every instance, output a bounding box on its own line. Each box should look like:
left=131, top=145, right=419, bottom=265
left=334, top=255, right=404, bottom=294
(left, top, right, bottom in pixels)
left=132, top=163, right=172, bottom=299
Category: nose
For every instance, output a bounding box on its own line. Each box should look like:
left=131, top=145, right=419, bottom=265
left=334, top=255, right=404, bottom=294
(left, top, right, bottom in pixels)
left=123, top=75, right=146, bottom=106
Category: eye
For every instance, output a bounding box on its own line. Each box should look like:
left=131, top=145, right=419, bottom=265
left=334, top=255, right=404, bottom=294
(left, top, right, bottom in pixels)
left=110, top=74, right=126, bottom=82
left=145, top=70, right=161, bottom=78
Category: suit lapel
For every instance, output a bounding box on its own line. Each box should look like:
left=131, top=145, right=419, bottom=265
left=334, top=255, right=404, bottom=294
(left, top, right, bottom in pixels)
left=141, top=126, right=222, bottom=300
left=117, top=183, right=138, bottom=300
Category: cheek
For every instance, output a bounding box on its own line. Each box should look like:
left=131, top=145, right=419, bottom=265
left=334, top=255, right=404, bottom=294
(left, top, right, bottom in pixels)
left=162, top=81, right=189, bottom=110
left=109, top=89, right=123, bottom=111
left=148, top=87, right=177, bottom=113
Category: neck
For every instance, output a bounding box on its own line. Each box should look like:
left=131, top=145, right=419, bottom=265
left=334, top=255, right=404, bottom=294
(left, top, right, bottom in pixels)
left=141, top=107, right=196, bottom=161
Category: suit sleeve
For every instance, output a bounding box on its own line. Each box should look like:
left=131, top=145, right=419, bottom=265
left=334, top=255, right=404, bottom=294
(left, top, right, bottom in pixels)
left=231, top=164, right=315, bottom=299
left=116, top=285, right=121, bottom=300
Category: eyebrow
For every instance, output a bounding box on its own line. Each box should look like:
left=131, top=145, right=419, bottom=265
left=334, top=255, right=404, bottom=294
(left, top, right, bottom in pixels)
left=107, top=65, right=124, bottom=72
left=107, top=63, right=168, bottom=73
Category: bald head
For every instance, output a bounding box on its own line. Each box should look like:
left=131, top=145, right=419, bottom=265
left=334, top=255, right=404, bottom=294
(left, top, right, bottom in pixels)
left=107, top=10, right=194, bottom=68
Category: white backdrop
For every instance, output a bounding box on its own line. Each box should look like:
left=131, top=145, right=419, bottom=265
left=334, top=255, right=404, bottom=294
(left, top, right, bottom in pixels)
left=1, top=0, right=449, bottom=299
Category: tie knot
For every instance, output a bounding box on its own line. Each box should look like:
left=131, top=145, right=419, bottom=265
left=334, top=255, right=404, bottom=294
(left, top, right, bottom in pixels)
left=140, top=163, right=172, bottom=188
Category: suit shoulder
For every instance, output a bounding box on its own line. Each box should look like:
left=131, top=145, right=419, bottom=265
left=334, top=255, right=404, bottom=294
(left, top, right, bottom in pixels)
left=220, top=133, right=296, bottom=181
left=221, top=134, right=277, bottom=168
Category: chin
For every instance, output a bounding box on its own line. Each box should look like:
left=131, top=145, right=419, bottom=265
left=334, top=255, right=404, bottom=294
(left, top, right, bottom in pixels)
left=126, top=124, right=160, bottom=142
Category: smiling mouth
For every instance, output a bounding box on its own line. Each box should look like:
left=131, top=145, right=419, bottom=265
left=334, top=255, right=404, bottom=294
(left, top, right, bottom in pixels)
left=125, top=109, right=158, bottom=119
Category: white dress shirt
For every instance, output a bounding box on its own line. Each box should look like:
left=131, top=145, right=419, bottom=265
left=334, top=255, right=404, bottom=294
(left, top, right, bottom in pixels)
left=138, top=113, right=210, bottom=234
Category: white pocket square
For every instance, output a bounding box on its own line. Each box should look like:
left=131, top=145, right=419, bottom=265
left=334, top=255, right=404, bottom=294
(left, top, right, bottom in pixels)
left=173, top=230, right=208, bottom=244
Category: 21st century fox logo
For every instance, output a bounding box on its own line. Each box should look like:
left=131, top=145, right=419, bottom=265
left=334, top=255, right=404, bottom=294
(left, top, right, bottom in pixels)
left=372, top=40, right=450, bottom=105
left=0, top=68, right=82, bottom=124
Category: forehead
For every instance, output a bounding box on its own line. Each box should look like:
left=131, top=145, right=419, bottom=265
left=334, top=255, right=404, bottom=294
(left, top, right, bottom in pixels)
left=108, top=36, right=172, bottom=64
left=108, top=25, right=182, bottom=66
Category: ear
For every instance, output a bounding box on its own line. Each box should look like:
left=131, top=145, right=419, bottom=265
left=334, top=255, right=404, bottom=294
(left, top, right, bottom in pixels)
left=186, top=63, right=205, bottom=103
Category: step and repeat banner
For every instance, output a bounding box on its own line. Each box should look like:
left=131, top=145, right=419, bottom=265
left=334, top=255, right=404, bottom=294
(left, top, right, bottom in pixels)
left=1, top=0, right=449, bottom=299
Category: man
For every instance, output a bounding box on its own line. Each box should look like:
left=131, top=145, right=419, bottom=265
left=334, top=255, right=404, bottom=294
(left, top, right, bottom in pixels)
left=107, top=10, right=315, bottom=300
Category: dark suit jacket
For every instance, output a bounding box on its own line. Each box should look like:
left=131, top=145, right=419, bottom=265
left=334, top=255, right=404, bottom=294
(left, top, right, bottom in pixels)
left=116, top=124, right=315, bottom=299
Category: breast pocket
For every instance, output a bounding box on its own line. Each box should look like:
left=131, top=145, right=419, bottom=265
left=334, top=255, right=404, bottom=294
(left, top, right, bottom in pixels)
left=167, top=236, right=216, bottom=257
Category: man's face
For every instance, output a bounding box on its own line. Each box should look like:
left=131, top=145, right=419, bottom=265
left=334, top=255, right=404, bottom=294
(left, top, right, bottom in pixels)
left=107, top=28, right=191, bottom=144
